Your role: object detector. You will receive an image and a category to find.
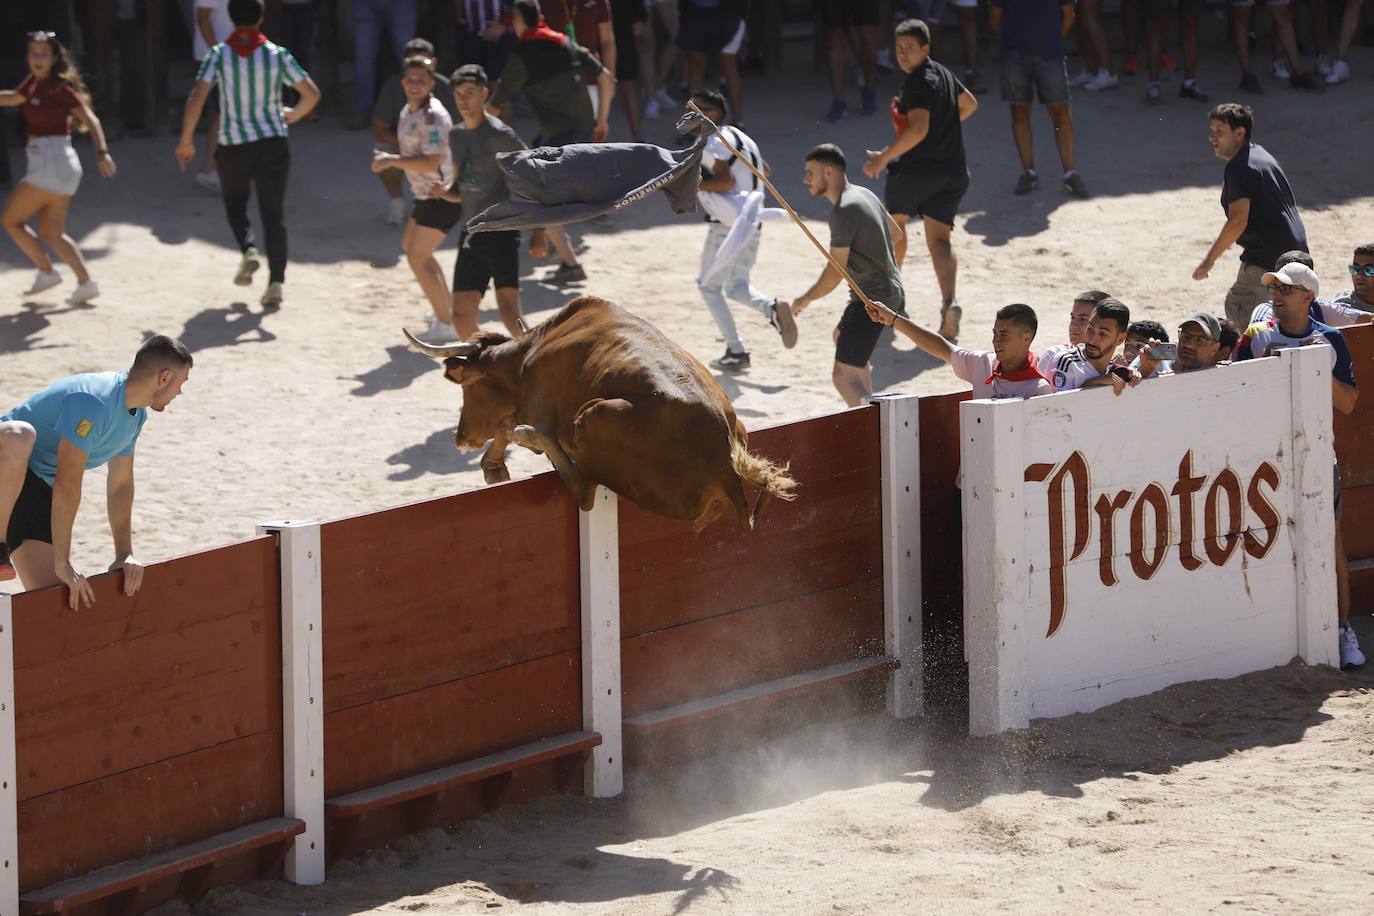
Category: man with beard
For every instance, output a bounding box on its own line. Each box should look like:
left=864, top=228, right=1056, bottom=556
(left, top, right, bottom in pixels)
left=0, top=336, right=192, bottom=604
left=1037, top=297, right=1132, bottom=392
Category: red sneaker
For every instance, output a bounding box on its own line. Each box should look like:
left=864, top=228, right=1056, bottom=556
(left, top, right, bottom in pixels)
left=1123, top=53, right=1140, bottom=76
left=1160, top=51, right=1178, bottom=72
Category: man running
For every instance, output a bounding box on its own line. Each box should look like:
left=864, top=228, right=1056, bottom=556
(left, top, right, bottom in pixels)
left=792, top=143, right=906, bottom=407
left=691, top=88, right=795, bottom=371
left=175, top=0, right=321, bottom=309
left=0, top=335, right=192, bottom=605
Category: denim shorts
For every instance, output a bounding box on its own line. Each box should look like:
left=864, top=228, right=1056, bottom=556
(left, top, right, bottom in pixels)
left=23, top=135, right=82, bottom=197
left=1000, top=50, right=1071, bottom=106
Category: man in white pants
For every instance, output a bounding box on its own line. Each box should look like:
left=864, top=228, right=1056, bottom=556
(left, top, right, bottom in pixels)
left=691, top=89, right=796, bottom=371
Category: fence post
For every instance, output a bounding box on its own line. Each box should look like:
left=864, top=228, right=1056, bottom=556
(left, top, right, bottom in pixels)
left=578, top=487, right=623, bottom=798
left=961, top=399, right=1031, bottom=736
left=1282, top=347, right=1339, bottom=666
left=0, top=594, right=16, bottom=915
left=872, top=394, right=922, bottom=718
left=257, top=522, right=326, bottom=885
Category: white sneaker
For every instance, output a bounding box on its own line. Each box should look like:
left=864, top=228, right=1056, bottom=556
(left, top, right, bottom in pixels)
left=1315, top=54, right=1332, bottom=78
left=644, top=97, right=660, bottom=119
left=67, top=280, right=100, bottom=305
left=1326, top=59, right=1350, bottom=85
left=386, top=197, right=406, bottom=226
left=1084, top=69, right=1119, bottom=91
left=1271, top=58, right=1291, bottom=80
left=1339, top=623, right=1365, bottom=670
left=195, top=170, right=221, bottom=192
left=1069, top=69, right=1094, bottom=88
left=653, top=88, right=675, bottom=109
left=23, top=270, right=61, bottom=295
left=415, top=317, right=455, bottom=345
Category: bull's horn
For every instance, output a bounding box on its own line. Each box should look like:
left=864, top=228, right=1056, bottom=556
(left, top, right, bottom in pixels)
left=516, top=317, right=530, bottom=335
left=402, top=328, right=481, bottom=359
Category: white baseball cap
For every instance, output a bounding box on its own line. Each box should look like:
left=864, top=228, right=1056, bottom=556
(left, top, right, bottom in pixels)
left=1261, top=263, right=1319, bottom=297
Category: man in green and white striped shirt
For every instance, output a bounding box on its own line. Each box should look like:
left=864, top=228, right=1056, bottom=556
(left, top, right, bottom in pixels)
left=176, top=0, right=320, bottom=308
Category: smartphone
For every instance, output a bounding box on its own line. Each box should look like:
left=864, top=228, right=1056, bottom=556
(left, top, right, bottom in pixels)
left=1148, top=342, right=1178, bottom=361
left=1109, top=365, right=1135, bottom=382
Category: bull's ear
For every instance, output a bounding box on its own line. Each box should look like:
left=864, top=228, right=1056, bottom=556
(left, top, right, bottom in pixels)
left=442, top=356, right=485, bottom=385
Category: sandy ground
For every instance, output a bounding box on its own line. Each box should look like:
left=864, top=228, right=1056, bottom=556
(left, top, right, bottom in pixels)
left=3, top=29, right=1374, bottom=914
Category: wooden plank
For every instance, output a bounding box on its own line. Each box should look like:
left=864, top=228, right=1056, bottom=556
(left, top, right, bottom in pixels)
left=11, top=537, right=281, bottom=801
left=1334, top=324, right=1374, bottom=488
left=618, top=408, right=883, bottom=639
left=320, top=474, right=580, bottom=713
left=18, top=818, right=304, bottom=914
left=323, top=651, right=582, bottom=798
left=919, top=391, right=970, bottom=695
left=624, top=657, right=897, bottom=734
left=620, top=578, right=884, bottom=718
left=17, top=730, right=283, bottom=893
left=1340, top=486, right=1374, bottom=560
left=326, top=732, right=601, bottom=816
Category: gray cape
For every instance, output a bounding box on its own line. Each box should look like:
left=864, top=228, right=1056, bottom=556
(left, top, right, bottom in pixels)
left=465, top=111, right=710, bottom=232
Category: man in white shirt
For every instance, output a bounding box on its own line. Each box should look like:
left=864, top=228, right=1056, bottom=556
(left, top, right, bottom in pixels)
left=1038, top=298, right=1133, bottom=393
left=1249, top=249, right=1374, bottom=327
left=690, top=89, right=795, bottom=371
left=192, top=0, right=235, bottom=191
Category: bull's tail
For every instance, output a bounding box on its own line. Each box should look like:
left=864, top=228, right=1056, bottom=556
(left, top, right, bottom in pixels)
left=730, top=439, right=798, bottom=531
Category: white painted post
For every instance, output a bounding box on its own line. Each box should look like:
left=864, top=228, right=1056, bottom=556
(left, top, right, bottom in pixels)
left=578, top=487, right=623, bottom=798
left=257, top=522, right=326, bottom=885
left=1280, top=347, right=1339, bottom=666
left=961, top=399, right=1032, bottom=737
left=0, top=595, right=17, bottom=915
left=872, top=394, right=922, bottom=719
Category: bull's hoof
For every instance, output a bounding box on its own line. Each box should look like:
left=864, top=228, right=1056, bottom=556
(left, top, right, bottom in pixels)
left=510, top=425, right=545, bottom=454
left=482, top=464, right=511, bottom=484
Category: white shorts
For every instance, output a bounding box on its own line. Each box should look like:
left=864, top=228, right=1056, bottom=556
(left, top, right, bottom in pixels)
left=722, top=19, right=746, bottom=56
left=22, top=136, right=82, bottom=197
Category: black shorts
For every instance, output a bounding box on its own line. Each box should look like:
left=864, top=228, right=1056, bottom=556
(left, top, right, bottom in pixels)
left=5, top=468, right=53, bottom=551
left=835, top=296, right=901, bottom=368
left=453, top=230, right=521, bottom=293
left=884, top=168, right=969, bottom=227
left=822, top=0, right=881, bottom=29
left=677, top=9, right=745, bottom=55
left=615, top=44, right=640, bottom=82
left=412, top=197, right=463, bottom=233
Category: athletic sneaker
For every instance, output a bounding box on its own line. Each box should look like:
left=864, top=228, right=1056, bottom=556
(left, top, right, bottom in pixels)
left=653, top=87, right=676, bottom=109
left=0, top=544, right=15, bottom=582
left=415, top=316, right=455, bottom=345
left=938, top=301, right=962, bottom=340
left=195, top=170, right=221, bottom=192
left=1316, top=54, right=1332, bottom=78
left=1239, top=73, right=1264, bottom=95
left=1325, top=59, right=1351, bottom=85
left=1290, top=72, right=1325, bottom=92
left=963, top=68, right=987, bottom=95
left=23, top=269, right=61, bottom=295
left=644, top=97, right=661, bottom=119
left=1271, top=58, right=1291, bottom=80
left=1084, top=69, right=1119, bottom=91
left=547, top=263, right=587, bottom=285
left=1062, top=172, right=1090, bottom=198
left=711, top=348, right=750, bottom=371
left=1145, top=82, right=1162, bottom=105
left=1014, top=170, right=1039, bottom=195
left=1339, top=622, right=1365, bottom=670
left=1122, top=52, right=1139, bottom=76
left=386, top=197, right=406, bottom=226
left=260, top=281, right=284, bottom=309
left=768, top=299, right=798, bottom=349
left=234, top=246, right=261, bottom=286
left=1179, top=81, right=1210, bottom=102
left=1160, top=51, right=1178, bottom=73
left=860, top=87, right=877, bottom=115
left=876, top=48, right=895, bottom=76
left=67, top=280, right=100, bottom=305
left=826, top=98, right=847, bottom=122
left=1068, top=69, right=1093, bottom=88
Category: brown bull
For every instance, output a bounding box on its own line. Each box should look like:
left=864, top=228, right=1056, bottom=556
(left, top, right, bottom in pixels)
left=405, top=296, right=796, bottom=532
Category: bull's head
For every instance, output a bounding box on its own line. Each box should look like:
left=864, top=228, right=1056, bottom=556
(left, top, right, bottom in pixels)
left=403, top=330, right=517, bottom=450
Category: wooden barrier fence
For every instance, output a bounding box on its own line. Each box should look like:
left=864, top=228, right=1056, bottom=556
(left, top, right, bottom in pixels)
left=0, top=323, right=1369, bottom=913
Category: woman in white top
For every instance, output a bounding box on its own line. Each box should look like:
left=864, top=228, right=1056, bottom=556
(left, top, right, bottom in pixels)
left=371, top=57, right=459, bottom=344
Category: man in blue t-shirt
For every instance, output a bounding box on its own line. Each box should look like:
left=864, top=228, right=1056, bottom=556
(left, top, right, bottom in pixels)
left=0, top=336, right=193, bottom=606
left=1234, top=262, right=1364, bottom=671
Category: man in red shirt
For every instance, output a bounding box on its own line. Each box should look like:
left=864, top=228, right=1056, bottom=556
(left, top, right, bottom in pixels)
left=540, top=1, right=616, bottom=111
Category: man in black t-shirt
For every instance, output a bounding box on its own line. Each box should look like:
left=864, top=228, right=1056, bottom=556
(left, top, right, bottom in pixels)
left=863, top=19, right=977, bottom=340
left=1192, top=103, right=1308, bottom=327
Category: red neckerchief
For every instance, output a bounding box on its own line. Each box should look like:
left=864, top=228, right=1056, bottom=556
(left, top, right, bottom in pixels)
left=985, top=353, right=1047, bottom=385
left=520, top=18, right=569, bottom=46
left=227, top=27, right=267, bottom=58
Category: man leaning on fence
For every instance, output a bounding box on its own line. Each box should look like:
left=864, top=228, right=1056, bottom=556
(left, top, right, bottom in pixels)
left=0, top=336, right=193, bottom=606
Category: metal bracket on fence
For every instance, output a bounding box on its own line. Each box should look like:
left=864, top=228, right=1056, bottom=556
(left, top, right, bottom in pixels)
left=257, top=521, right=326, bottom=885
left=872, top=394, right=923, bottom=719
left=0, top=594, right=16, bottom=915
left=578, top=488, right=623, bottom=798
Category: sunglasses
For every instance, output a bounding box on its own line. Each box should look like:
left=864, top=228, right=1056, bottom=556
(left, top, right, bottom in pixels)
left=27, top=30, right=56, bottom=40
left=1265, top=283, right=1304, bottom=295
left=1350, top=263, right=1374, bottom=278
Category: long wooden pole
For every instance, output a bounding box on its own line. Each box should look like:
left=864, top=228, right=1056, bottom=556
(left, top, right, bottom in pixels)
left=686, top=100, right=875, bottom=311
